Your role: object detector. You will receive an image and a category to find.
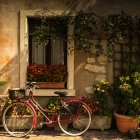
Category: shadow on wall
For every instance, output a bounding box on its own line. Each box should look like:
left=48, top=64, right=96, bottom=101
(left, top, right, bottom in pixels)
left=0, top=53, right=19, bottom=95
left=64, top=0, right=96, bottom=13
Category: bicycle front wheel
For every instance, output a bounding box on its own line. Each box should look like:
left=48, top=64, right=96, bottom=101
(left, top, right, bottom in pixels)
left=58, top=101, right=91, bottom=136
left=2, top=102, right=35, bottom=137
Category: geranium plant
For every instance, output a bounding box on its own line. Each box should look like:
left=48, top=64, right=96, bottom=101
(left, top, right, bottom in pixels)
left=27, top=63, right=67, bottom=82
left=88, top=80, right=113, bottom=116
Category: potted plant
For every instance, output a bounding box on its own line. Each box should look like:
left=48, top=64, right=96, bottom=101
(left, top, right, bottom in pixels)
left=0, top=81, right=7, bottom=87
left=44, top=97, right=61, bottom=128
left=114, top=70, right=140, bottom=134
left=27, top=63, right=67, bottom=89
left=84, top=79, right=113, bottom=130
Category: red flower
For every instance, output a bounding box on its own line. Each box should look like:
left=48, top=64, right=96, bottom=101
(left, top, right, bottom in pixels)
left=27, top=63, right=67, bottom=82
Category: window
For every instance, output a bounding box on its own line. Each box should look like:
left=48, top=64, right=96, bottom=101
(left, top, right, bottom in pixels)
left=20, top=10, right=75, bottom=96
left=28, top=18, right=67, bottom=65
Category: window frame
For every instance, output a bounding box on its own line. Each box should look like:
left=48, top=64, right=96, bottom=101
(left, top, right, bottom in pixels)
left=20, top=10, right=75, bottom=96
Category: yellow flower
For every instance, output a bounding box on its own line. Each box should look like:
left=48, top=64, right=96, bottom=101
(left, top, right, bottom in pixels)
left=106, top=82, right=109, bottom=84
left=101, top=90, right=105, bottom=92
left=100, top=79, right=110, bottom=85
left=100, top=79, right=106, bottom=83
left=97, top=88, right=100, bottom=91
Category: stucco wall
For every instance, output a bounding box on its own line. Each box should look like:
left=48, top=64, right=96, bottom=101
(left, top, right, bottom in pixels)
left=1, top=0, right=140, bottom=96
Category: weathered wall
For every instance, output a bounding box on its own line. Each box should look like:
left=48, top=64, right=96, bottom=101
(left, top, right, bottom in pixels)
left=1, top=0, right=140, bottom=96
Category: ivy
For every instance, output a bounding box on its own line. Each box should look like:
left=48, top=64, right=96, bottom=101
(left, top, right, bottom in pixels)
left=33, top=16, right=70, bottom=45
left=73, top=11, right=96, bottom=53
left=102, top=11, right=134, bottom=45
left=33, top=10, right=140, bottom=61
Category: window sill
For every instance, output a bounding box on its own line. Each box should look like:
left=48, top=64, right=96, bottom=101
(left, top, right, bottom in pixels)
left=27, top=89, right=75, bottom=96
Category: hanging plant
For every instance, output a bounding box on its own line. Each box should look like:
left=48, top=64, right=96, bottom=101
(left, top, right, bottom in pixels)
left=102, top=11, right=134, bottom=46
left=32, top=9, right=140, bottom=63
left=33, top=16, right=70, bottom=45
left=73, top=11, right=96, bottom=53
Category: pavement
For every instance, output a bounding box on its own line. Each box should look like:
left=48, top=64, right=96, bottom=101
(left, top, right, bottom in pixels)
left=0, top=126, right=138, bottom=140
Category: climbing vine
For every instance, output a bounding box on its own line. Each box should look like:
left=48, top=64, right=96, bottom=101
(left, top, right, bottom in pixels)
left=33, top=10, right=140, bottom=61
left=73, top=11, right=96, bottom=52
left=102, top=11, right=134, bottom=45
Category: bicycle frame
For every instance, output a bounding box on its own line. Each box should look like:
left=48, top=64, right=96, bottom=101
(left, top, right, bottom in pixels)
left=19, top=89, right=85, bottom=128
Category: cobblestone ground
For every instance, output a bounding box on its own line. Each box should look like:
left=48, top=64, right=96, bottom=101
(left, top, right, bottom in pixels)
left=0, top=126, right=139, bottom=140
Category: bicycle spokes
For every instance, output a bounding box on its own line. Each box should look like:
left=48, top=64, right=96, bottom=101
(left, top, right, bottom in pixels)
left=58, top=101, right=91, bottom=136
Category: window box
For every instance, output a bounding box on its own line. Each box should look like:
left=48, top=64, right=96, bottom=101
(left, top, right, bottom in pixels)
left=27, top=64, right=67, bottom=89
left=38, top=82, right=65, bottom=89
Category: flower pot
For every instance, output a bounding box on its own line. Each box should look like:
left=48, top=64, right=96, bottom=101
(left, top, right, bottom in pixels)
left=114, top=112, right=139, bottom=135
left=38, top=82, right=65, bottom=89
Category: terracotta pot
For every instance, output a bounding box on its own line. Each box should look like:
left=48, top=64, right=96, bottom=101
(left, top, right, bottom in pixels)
left=114, top=112, right=139, bottom=135
left=38, top=82, right=65, bottom=89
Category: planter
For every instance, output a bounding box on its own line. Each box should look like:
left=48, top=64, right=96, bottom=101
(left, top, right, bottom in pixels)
left=6, top=115, right=43, bottom=129
left=54, top=116, right=111, bottom=132
left=89, top=116, right=112, bottom=131
left=114, top=112, right=139, bottom=135
left=38, top=82, right=65, bottom=89
left=73, top=116, right=111, bottom=131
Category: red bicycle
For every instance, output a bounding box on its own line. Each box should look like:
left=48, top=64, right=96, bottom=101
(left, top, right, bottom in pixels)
left=2, top=82, right=91, bottom=137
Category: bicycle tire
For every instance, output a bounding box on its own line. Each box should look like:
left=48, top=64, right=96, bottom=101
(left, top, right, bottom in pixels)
left=2, top=102, right=36, bottom=137
left=58, top=101, right=91, bottom=136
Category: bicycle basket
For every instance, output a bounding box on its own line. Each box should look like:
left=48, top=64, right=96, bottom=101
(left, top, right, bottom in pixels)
left=9, top=88, right=25, bottom=100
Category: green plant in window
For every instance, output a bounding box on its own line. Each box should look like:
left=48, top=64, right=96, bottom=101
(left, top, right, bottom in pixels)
left=33, top=16, right=69, bottom=45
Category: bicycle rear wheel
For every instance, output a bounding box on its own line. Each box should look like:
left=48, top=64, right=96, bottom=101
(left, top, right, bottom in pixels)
left=2, top=102, right=35, bottom=137
left=58, top=101, right=91, bottom=136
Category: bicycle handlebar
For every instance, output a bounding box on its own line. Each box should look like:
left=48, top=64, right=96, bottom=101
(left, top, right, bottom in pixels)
left=26, top=82, right=39, bottom=89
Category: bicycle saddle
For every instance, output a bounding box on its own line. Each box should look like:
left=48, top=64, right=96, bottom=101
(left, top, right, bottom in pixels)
left=54, top=91, right=67, bottom=97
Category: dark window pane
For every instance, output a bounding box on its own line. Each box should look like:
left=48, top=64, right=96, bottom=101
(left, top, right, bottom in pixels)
left=28, top=17, right=67, bottom=65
